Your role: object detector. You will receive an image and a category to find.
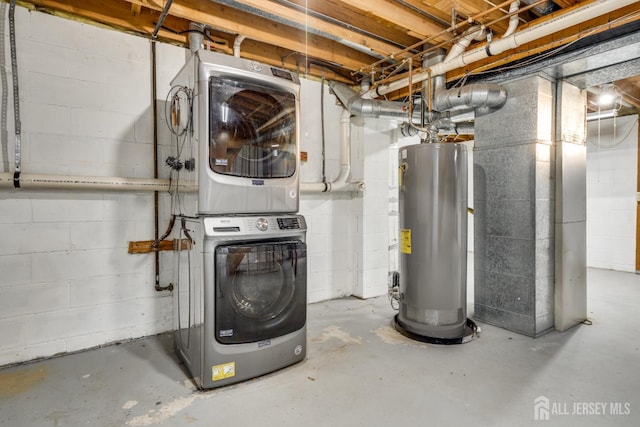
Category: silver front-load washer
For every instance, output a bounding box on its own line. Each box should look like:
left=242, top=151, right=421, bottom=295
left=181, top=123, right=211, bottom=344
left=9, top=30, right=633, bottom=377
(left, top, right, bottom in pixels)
left=174, top=214, right=307, bottom=389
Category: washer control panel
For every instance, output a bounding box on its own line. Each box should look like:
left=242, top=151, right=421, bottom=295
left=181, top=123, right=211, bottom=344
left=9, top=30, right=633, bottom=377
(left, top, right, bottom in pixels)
left=205, top=215, right=306, bottom=236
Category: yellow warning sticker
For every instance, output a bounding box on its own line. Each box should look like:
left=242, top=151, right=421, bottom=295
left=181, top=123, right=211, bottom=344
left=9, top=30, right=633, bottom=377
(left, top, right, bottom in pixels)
left=400, top=229, right=412, bottom=254
left=212, top=362, right=235, bottom=382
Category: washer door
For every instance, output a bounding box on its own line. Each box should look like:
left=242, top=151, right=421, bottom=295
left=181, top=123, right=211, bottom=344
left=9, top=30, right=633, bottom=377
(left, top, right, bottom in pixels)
left=214, top=240, right=306, bottom=344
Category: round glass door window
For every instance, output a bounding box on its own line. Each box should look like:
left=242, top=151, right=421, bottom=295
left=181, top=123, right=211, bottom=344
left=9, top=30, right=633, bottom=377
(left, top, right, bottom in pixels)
left=215, top=241, right=307, bottom=344
left=209, top=76, right=297, bottom=179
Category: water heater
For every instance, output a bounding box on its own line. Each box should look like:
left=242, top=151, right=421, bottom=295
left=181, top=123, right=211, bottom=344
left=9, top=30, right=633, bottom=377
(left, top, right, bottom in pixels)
left=395, top=142, right=477, bottom=344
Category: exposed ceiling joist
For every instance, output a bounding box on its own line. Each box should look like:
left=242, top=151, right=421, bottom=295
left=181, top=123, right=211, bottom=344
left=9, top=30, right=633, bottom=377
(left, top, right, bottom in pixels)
left=9, top=0, right=640, bottom=96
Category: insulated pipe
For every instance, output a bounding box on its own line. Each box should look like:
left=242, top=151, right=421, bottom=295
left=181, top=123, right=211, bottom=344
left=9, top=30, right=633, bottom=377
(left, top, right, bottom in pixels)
left=365, top=0, right=637, bottom=98
left=300, top=109, right=364, bottom=193
left=433, top=84, right=507, bottom=112
left=0, top=173, right=197, bottom=192
left=233, top=35, right=246, bottom=57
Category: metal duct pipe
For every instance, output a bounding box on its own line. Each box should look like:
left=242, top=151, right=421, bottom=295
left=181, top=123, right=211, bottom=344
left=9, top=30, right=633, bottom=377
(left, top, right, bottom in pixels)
left=300, top=109, right=365, bottom=193
left=0, top=173, right=197, bottom=192
left=189, top=22, right=205, bottom=53
left=433, top=84, right=507, bottom=112
left=423, top=49, right=447, bottom=92
left=365, top=0, right=637, bottom=98
left=329, top=81, right=443, bottom=122
left=233, top=34, right=246, bottom=57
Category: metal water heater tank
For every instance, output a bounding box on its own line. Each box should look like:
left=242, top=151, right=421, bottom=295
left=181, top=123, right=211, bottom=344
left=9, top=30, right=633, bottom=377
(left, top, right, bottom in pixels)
left=395, top=142, right=476, bottom=343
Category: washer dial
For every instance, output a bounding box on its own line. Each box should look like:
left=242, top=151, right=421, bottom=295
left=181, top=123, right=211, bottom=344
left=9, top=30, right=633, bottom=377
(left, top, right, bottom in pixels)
left=256, top=217, right=269, bottom=231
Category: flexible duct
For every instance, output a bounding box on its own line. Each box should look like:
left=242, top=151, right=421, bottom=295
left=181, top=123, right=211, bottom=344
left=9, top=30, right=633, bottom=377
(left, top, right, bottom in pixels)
left=300, top=109, right=364, bottom=193
left=0, top=173, right=197, bottom=192
left=364, top=0, right=637, bottom=98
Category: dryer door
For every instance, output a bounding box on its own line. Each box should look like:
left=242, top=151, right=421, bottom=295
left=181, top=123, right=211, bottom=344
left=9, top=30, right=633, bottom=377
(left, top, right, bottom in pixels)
left=214, top=240, right=306, bottom=344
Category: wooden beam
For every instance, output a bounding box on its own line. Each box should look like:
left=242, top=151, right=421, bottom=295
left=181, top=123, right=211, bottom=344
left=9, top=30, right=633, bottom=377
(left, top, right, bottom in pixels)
left=21, top=0, right=189, bottom=45
left=131, top=3, right=142, bottom=16
left=128, top=239, right=191, bottom=254
left=213, top=0, right=411, bottom=58
left=333, top=0, right=451, bottom=42
left=125, top=0, right=377, bottom=72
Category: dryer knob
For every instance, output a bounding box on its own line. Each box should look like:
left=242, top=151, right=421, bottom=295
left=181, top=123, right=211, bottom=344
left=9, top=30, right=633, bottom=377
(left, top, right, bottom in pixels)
left=256, top=218, right=269, bottom=231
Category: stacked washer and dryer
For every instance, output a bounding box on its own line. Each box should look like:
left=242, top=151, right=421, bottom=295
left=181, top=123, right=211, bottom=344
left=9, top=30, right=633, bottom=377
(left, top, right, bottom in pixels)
left=169, top=50, right=307, bottom=389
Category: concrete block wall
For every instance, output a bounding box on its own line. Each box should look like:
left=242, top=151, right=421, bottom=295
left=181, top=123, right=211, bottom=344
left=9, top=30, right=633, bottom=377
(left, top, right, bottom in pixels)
left=299, top=78, right=361, bottom=303
left=351, top=117, right=392, bottom=299
left=0, top=8, right=187, bottom=366
left=0, top=7, right=387, bottom=365
left=586, top=115, right=638, bottom=272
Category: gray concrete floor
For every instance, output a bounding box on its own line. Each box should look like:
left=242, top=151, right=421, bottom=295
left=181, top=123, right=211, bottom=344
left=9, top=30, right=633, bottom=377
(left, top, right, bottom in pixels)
left=1, top=267, right=639, bottom=427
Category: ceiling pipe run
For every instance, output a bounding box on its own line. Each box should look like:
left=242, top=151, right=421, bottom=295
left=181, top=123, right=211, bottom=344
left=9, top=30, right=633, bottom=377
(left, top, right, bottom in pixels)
left=364, top=0, right=638, bottom=99
left=0, top=173, right=197, bottom=192
left=300, top=109, right=365, bottom=193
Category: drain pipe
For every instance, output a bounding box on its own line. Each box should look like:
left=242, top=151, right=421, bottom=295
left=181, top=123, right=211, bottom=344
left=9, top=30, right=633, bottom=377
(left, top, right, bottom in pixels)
left=300, top=109, right=364, bottom=193
left=364, top=0, right=637, bottom=99
left=233, top=35, right=246, bottom=57
left=444, top=26, right=486, bottom=63
left=504, top=1, right=521, bottom=37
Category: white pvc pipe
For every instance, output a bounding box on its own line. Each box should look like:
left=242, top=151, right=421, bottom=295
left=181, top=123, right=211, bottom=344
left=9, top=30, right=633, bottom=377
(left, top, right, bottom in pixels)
left=503, top=1, right=521, bottom=38
left=365, top=0, right=637, bottom=98
left=233, top=35, right=246, bottom=57
left=444, top=26, right=486, bottom=63
left=0, top=172, right=197, bottom=192
left=300, top=109, right=365, bottom=193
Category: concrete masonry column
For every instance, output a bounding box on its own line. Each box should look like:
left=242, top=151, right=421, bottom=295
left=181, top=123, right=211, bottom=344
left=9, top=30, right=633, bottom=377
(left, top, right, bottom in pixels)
left=473, top=74, right=587, bottom=336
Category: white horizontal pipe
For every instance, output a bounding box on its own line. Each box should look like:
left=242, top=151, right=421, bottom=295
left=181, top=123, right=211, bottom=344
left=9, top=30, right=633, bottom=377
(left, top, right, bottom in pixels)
left=365, top=0, right=637, bottom=98
left=0, top=172, right=197, bottom=192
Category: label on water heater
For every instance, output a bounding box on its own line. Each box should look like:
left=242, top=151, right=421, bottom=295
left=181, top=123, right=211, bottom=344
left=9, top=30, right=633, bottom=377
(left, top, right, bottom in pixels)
left=400, top=229, right=412, bottom=254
